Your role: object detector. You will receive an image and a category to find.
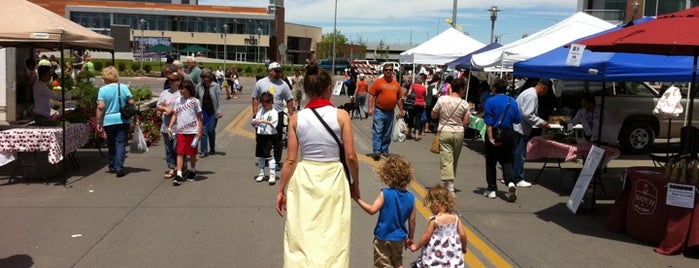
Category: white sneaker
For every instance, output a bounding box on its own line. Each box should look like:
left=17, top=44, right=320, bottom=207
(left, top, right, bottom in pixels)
left=444, top=181, right=455, bottom=192
left=516, top=180, right=532, bottom=188
left=255, top=174, right=265, bottom=182
left=483, top=190, right=496, bottom=199
left=507, top=183, right=517, bottom=203
left=268, top=176, right=277, bottom=185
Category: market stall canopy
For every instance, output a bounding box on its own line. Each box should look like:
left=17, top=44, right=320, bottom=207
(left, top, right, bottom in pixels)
left=0, top=0, right=113, bottom=50
left=471, top=12, right=614, bottom=69
left=145, top=44, right=177, bottom=53
left=399, top=27, right=485, bottom=65
left=514, top=18, right=695, bottom=81
left=180, top=44, right=212, bottom=54
left=576, top=6, right=699, bottom=129
left=445, top=42, right=502, bottom=70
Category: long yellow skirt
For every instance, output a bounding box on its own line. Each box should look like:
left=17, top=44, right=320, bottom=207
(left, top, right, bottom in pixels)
left=284, top=160, right=351, bottom=268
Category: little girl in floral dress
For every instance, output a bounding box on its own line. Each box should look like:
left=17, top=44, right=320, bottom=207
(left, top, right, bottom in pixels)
left=410, top=184, right=468, bottom=267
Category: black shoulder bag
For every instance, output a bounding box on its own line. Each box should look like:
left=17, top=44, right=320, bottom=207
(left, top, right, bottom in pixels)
left=310, top=108, right=353, bottom=186
left=493, top=98, right=513, bottom=145
left=118, top=84, right=137, bottom=120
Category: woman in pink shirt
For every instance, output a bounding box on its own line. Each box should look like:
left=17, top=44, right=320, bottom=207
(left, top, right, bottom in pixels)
left=405, top=75, right=427, bottom=140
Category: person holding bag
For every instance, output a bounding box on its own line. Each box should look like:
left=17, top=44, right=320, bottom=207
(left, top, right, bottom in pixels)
left=95, top=66, right=134, bottom=177
left=275, top=61, right=360, bottom=267
left=482, top=79, right=522, bottom=202
left=431, top=78, right=470, bottom=193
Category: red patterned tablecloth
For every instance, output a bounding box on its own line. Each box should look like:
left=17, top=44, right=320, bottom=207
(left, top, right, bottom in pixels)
left=526, top=136, right=621, bottom=167
left=0, top=123, right=89, bottom=166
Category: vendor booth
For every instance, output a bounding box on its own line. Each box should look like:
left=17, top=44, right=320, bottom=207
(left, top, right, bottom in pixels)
left=0, top=0, right=114, bottom=184
left=518, top=9, right=699, bottom=255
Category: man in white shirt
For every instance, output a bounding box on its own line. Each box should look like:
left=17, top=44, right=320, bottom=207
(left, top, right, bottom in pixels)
left=565, top=93, right=602, bottom=142
left=33, top=65, right=62, bottom=123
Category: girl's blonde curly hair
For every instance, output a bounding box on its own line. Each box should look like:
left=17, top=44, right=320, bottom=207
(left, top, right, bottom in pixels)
left=374, top=155, right=414, bottom=188
left=424, top=184, right=456, bottom=212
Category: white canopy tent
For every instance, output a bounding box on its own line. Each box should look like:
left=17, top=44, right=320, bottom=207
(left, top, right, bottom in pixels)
left=400, top=27, right=485, bottom=65
left=470, top=12, right=615, bottom=69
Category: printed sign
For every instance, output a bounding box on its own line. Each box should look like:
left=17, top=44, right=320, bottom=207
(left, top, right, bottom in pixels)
left=566, top=44, right=585, bottom=67
left=567, top=145, right=604, bottom=213
left=332, top=81, right=343, bottom=96
left=666, top=183, right=696, bottom=209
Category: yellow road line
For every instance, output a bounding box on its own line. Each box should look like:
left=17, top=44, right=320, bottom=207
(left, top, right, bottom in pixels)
left=226, top=109, right=510, bottom=267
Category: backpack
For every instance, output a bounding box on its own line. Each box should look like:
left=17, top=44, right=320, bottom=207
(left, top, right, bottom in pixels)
left=425, top=84, right=438, bottom=107
left=404, top=92, right=416, bottom=110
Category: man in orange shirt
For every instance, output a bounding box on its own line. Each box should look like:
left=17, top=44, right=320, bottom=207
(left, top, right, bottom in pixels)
left=368, top=65, right=404, bottom=161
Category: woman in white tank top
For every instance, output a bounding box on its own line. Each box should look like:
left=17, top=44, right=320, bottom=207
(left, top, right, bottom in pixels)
left=275, top=62, right=360, bottom=267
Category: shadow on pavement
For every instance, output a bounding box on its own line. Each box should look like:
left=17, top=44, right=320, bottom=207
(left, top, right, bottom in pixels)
left=0, top=254, right=34, bottom=268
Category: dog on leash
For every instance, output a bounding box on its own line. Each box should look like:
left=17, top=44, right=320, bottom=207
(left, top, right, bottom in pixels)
left=339, top=97, right=363, bottom=120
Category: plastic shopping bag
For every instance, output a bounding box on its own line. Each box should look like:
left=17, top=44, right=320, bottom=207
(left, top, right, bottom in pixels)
left=653, top=85, right=683, bottom=119
left=131, top=123, right=149, bottom=154
left=392, top=118, right=407, bottom=142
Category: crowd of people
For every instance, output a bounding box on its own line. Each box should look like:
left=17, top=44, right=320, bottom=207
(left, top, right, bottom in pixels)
left=79, top=55, right=591, bottom=267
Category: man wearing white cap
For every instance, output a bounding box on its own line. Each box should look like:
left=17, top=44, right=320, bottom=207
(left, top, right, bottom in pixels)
left=252, top=62, right=294, bottom=170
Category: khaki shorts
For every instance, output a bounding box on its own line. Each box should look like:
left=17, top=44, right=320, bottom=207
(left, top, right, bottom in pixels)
left=373, top=238, right=405, bottom=268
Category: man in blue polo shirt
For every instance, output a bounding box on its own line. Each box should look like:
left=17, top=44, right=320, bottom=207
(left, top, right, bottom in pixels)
left=483, top=79, right=522, bottom=202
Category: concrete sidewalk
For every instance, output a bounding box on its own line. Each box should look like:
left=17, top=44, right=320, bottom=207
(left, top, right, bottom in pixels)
left=1, top=76, right=697, bottom=267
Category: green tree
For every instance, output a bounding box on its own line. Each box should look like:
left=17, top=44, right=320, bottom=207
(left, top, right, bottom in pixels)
left=317, top=32, right=348, bottom=59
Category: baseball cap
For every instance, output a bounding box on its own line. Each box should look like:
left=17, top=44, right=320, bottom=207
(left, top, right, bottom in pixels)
left=268, top=62, right=282, bottom=71
left=538, top=79, right=553, bottom=89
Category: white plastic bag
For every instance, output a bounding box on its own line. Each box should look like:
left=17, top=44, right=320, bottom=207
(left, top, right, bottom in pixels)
left=392, top=118, right=407, bottom=142
left=131, top=123, right=149, bottom=153
left=653, top=85, right=684, bottom=119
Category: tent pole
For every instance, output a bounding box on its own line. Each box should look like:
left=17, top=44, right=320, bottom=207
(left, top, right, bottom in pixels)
left=60, top=44, right=66, bottom=186
left=687, top=52, right=697, bottom=126
left=465, top=67, right=471, bottom=102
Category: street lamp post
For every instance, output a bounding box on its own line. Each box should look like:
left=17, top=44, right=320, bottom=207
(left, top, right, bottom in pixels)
left=223, top=24, right=228, bottom=71
left=488, top=6, right=500, bottom=44
left=139, top=18, right=146, bottom=71
left=332, top=0, right=337, bottom=74
left=451, top=0, right=458, bottom=28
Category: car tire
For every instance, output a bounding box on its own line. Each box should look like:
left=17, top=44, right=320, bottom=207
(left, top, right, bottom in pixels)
left=620, top=122, right=654, bottom=154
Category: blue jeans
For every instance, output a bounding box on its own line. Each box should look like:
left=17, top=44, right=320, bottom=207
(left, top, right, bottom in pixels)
left=105, top=123, right=129, bottom=172
left=512, top=132, right=529, bottom=183
left=372, top=108, right=394, bottom=154
left=200, top=116, right=217, bottom=154
left=162, top=131, right=176, bottom=169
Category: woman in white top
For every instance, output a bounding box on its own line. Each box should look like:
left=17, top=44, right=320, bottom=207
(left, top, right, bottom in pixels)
left=431, top=78, right=470, bottom=193
left=275, top=61, right=360, bottom=267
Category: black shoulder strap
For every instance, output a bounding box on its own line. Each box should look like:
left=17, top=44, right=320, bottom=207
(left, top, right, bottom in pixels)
left=311, top=108, right=342, bottom=147
left=118, top=83, right=123, bottom=108
left=495, top=98, right=511, bottom=128
left=310, top=108, right=352, bottom=185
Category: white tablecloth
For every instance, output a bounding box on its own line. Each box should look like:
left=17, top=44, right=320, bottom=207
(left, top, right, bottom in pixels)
left=0, top=123, right=90, bottom=166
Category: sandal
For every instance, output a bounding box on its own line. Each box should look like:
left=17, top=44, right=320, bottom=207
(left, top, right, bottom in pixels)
left=164, top=169, right=175, bottom=179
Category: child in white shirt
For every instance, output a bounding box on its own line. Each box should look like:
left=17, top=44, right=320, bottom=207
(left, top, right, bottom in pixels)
left=252, top=92, right=279, bottom=184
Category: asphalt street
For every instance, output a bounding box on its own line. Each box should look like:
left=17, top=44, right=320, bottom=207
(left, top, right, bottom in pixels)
left=0, top=76, right=696, bottom=267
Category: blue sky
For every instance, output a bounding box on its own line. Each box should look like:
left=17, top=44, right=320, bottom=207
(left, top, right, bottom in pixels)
left=202, top=0, right=578, bottom=46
